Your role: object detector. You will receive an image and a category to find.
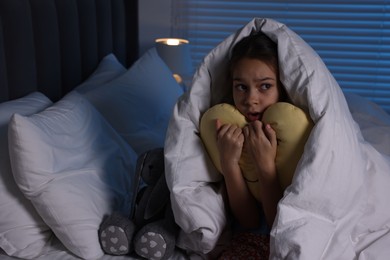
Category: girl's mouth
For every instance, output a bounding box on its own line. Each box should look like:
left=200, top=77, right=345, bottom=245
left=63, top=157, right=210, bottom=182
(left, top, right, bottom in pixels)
left=246, top=112, right=261, bottom=122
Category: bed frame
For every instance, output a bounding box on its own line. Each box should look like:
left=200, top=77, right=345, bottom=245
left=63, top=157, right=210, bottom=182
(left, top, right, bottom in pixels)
left=0, top=0, right=138, bottom=102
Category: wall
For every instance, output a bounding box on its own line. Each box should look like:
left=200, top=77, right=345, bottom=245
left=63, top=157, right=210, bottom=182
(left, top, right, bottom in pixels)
left=138, top=0, right=172, bottom=56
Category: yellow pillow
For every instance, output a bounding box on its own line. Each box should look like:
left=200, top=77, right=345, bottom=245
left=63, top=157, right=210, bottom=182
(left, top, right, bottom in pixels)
left=200, top=102, right=313, bottom=201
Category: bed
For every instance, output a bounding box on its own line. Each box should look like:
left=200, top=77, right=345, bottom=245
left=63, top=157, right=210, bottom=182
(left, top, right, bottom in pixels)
left=0, top=0, right=189, bottom=259
left=1, top=1, right=390, bottom=259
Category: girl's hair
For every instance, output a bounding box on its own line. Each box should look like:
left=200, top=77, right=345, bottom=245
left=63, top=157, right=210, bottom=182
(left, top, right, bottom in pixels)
left=229, top=32, right=279, bottom=75
left=228, top=32, right=288, bottom=102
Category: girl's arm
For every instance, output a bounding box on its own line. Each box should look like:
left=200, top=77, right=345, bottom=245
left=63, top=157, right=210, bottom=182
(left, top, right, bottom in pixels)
left=244, top=121, right=283, bottom=228
left=222, top=161, right=260, bottom=228
left=216, top=120, right=260, bottom=228
left=256, top=162, right=282, bottom=228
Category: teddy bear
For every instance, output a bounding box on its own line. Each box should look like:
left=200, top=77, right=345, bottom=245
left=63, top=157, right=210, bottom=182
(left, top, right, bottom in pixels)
left=98, top=147, right=179, bottom=260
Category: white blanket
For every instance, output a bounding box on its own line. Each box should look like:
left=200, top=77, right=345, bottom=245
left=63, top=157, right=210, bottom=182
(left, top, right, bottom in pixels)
left=165, top=18, right=390, bottom=259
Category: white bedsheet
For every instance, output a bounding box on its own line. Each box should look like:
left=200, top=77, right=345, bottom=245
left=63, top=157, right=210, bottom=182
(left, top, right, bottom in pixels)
left=165, top=18, right=390, bottom=259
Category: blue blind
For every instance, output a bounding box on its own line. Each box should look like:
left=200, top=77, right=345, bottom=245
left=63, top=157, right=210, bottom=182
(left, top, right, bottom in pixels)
left=171, top=0, right=390, bottom=113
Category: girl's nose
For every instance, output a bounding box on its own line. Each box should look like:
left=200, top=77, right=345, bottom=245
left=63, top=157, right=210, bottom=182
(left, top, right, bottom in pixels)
left=245, top=89, right=259, bottom=105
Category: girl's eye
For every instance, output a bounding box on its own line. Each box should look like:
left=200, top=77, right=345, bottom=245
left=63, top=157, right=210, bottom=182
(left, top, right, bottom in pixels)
left=260, top=83, right=272, bottom=90
left=234, top=84, right=247, bottom=91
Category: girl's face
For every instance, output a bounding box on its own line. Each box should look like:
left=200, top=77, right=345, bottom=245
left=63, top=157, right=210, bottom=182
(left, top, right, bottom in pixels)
left=232, top=57, right=281, bottom=122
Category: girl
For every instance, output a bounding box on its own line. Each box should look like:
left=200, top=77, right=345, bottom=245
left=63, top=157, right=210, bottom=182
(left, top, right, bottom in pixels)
left=217, top=32, right=287, bottom=259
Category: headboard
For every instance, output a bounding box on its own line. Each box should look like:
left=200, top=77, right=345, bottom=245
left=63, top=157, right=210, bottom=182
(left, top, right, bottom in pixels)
left=0, top=0, right=138, bottom=102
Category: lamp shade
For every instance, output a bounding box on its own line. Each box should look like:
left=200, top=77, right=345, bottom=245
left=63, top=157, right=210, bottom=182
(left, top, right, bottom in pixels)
left=155, top=38, right=193, bottom=78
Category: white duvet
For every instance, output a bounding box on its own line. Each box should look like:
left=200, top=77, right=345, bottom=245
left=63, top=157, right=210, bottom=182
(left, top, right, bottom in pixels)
left=165, top=18, right=390, bottom=259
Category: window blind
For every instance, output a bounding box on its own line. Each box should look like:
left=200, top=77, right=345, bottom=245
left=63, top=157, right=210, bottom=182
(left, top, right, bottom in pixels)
left=171, top=0, right=390, bottom=113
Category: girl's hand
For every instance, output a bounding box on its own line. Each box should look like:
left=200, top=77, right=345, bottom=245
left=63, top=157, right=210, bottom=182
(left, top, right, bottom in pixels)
left=215, top=119, right=261, bottom=228
left=243, top=121, right=282, bottom=228
left=243, top=121, right=277, bottom=179
left=215, top=119, right=244, bottom=173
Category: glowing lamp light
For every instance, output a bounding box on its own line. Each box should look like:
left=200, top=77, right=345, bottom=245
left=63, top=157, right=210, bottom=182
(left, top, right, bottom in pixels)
left=156, top=38, right=189, bottom=46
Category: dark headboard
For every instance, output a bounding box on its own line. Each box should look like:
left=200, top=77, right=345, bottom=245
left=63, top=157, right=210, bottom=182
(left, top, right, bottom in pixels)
left=0, top=0, right=138, bottom=102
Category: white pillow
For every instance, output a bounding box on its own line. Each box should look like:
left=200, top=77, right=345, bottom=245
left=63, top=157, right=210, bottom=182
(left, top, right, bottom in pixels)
left=0, top=92, right=53, bottom=259
left=344, top=92, right=390, bottom=126
left=344, top=92, right=390, bottom=157
left=75, top=53, right=126, bottom=94
left=8, top=91, right=138, bottom=259
left=83, top=47, right=184, bottom=155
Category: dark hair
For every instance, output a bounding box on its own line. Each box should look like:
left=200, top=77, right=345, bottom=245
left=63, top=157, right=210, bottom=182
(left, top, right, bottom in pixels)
left=229, top=32, right=279, bottom=75
left=228, top=32, right=288, bottom=102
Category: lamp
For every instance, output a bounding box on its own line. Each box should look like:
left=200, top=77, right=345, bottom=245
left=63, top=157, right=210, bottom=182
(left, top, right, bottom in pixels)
left=155, top=38, right=193, bottom=86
